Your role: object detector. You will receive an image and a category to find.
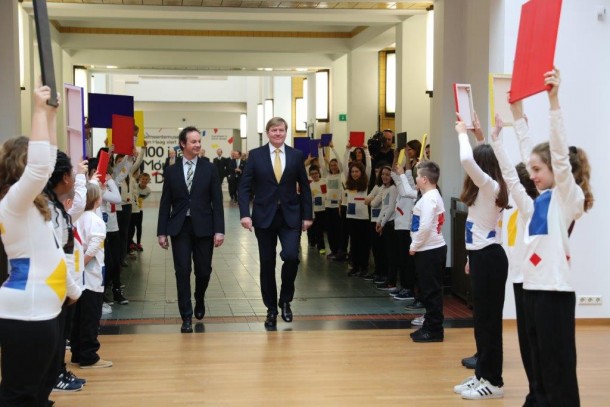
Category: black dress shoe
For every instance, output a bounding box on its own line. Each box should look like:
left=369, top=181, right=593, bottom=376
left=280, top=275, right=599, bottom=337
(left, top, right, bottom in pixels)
left=280, top=303, right=293, bottom=323
left=181, top=319, right=193, bottom=333
left=194, top=301, right=205, bottom=320
left=264, top=312, right=277, bottom=328
left=461, top=353, right=478, bottom=369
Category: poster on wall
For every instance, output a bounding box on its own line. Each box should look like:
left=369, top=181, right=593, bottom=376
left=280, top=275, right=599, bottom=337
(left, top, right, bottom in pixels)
left=142, top=128, right=234, bottom=192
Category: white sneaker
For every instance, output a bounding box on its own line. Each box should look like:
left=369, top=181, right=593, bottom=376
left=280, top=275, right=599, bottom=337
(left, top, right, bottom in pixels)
left=454, top=375, right=479, bottom=394
left=102, top=303, right=113, bottom=315
left=461, top=378, right=504, bottom=400
left=411, top=315, right=425, bottom=326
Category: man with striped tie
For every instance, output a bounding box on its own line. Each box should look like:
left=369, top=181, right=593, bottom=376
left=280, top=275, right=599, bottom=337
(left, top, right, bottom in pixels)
left=157, top=127, right=225, bottom=333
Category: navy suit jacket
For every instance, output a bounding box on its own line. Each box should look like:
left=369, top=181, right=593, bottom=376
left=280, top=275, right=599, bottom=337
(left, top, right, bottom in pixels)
left=157, top=157, right=224, bottom=238
left=238, top=144, right=312, bottom=229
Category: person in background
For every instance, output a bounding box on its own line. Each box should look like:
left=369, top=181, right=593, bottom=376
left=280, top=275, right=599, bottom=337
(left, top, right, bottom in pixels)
left=163, top=149, right=177, bottom=173
left=319, top=142, right=344, bottom=260
left=227, top=150, right=245, bottom=203
left=129, top=171, right=151, bottom=253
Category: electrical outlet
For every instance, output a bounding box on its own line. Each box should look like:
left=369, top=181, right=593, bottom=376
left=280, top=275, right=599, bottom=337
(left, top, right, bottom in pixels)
left=578, top=296, right=603, bottom=305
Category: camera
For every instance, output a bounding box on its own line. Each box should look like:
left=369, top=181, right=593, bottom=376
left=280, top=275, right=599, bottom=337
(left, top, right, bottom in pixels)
left=367, top=131, right=385, bottom=157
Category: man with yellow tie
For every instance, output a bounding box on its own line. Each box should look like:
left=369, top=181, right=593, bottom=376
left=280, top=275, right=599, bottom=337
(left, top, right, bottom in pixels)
left=238, top=117, right=313, bottom=329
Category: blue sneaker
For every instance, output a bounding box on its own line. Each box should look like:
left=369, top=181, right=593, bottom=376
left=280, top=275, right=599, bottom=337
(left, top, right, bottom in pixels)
left=52, top=373, right=83, bottom=392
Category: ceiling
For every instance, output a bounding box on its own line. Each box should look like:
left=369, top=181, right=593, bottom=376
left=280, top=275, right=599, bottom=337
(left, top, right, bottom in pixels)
left=22, top=0, right=432, bottom=75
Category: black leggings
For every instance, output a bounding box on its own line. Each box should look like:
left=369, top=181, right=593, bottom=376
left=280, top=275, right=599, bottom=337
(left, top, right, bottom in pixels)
left=0, top=317, right=59, bottom=406
left=129, top=211, right=144, bottom=245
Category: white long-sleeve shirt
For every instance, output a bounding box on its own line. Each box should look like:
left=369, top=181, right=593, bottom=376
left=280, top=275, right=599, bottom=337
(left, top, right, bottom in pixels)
left=367, top=185, right=382, bottom=222
left=346, top=189, right=369, bottom=220
left=502, top=117, right=534, bottom=284
left=458, top=133, right=504, bottom=250
left=378, top=184, right=398, bottom=227
left=0, top=141, right=79, bottom=321
left=310, top=178, right=327, bottom=213
left=392, top=171, right=417, bottom=231
left=410, top=188, right=446, bottom=252
left=75, top=211, right=107, bottom=292
left=320, top=148, right=343, bottom=209
left=492, top=109, right=584, bottom=291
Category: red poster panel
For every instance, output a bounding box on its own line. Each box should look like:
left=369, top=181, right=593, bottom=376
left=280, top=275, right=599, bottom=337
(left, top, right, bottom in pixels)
left=349, top=132, right=365, bottom=147
left=112, top=114, right=135, bottom=155
left=510, top=0, right=562, bottom=103
left=97, top=150, right=110, bottom=184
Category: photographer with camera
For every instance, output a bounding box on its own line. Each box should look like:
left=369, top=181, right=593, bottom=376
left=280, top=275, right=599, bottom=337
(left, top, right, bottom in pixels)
left=368, top=130, right=395, bottom=191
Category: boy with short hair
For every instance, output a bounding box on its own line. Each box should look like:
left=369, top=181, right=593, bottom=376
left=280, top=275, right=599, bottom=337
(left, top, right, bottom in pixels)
left=308, top=166, right=327, bottom=254
left=408, top=161, right=447, bottom=343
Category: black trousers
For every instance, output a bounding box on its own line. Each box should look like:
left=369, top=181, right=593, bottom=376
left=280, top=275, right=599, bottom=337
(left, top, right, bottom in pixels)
left=414, top=245, right=447, bottom=334
left=104, top=230, right=121, bottom=289
left=340, top=205, right=349, bottom=254
left=70, top=289, right=104, bottom=366
left=228, top=175, right=239, bottom=200
left=310, top=210, right=326, bottom=251
left=469, top=243, right=508, bottom=387
left=325, top=207, right=342, bottom=255
left=41, top=302, right=75, bottom=398
left=514, top=283, right=537, bottom=406
left=370, top=222, right=385, bottom=276
left=170, top=218, right=214, bottom=320
left=116, top=204, right=132, bottom=263
left=523, top=289, right=579, bottom=407
left=347, top=218, right=370, bottom=273
left=395, top=229, right=415, bottom=290
left=128, top=211, right=144, bottom=245
left=382, top=221, right=398, bottom=285
left=0, top=317, right=59, bottom=406
left=254, top=209, right=301, bottom=313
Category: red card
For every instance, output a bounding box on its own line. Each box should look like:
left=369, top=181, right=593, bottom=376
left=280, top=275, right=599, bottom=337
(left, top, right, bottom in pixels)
left=97, top=150, right=110, bottom=184
left=349, top=131, right=365, bottom=147
left=321, top=184, right=327, bottom=194
left=509, top=0, right=562, bottom=103
left=111, top=114, right=135, bottom=155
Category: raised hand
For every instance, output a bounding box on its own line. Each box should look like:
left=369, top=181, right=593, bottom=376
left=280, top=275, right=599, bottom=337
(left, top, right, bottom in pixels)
left=490, top=114, right=504, bottom=142
left=472, top=111, right=485, bottom=143
left=544, top=66, right=561, bottom=109
left=455, top=112, right=467, bottom=135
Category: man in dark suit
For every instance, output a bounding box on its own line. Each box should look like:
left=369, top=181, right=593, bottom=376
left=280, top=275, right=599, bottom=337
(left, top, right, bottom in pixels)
left=157, top=126, right=225, bottom=333
left=227, top=150, right=245, bottom=203
left=238, top=117, right=313, bottom=329
left=213, top=148, right=228, bottom=185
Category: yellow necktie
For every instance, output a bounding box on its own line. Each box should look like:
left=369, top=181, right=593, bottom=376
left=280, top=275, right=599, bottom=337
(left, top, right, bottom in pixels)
left=274, top=148, right=282, bottom=182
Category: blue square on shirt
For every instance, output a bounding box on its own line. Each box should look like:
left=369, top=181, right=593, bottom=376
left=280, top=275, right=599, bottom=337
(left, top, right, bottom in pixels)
left=372, top=208, right=381, bottom=218
left=314, top=197, right=323, bottom=206
left=3, top=258, right=30, bottom=290
left=347, top=203, right=356, bottom=215
left=411, top=214, right=420, bottom=232
left=529, top=190, right=552, bottom=236
left=465, top=221, right=474, bottom=244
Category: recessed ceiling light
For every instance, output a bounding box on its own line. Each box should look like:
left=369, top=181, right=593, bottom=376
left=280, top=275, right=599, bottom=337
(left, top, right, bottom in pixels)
left=296, top=68, right=308, bottom=72
left=264, top=68, right=273, bottom=72
left=106, top=65, right=118, bottom=69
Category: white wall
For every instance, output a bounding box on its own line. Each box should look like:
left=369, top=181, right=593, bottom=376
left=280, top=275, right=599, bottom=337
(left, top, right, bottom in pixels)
left=396, top=14, right=431, bottom=146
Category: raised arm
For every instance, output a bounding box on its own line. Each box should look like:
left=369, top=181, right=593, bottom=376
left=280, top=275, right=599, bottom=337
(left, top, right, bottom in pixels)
left=490, top=115, right=534, bottom=218
left=4, top=85, right=56, bottom=216
left=331, top=144, right=343, bottom=172
left=392, top=166, right=418, bottom=199
left=545, top=69, right=584, bottom=219
left=456, top=120, right=499, bottom=197
left=129, top=146, right=146, bottom=175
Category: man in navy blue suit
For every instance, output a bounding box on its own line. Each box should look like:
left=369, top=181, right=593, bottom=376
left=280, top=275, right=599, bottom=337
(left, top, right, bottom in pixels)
left=238, top=117, right=313, bottom=328
left=157, top=127, right=225, bottom=333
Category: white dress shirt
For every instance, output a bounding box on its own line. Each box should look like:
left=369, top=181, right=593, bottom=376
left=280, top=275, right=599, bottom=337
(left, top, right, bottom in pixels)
left=268, top=143, right=286, bottom=173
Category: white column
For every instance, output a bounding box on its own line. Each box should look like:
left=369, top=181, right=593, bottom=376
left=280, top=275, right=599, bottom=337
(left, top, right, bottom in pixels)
left=330, top=55, right=348, bottom=148
left=347, top=50, right=378, bottom=135
left=0, top=1, right=21, bottom=140
left=246, top=76, right=261, bottom=149
left=430, top=0, right=492, bottom=263
left=396, top=15, right=431, bottom=145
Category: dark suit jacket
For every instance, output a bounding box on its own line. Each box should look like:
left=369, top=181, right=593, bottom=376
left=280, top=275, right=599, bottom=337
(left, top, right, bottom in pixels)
left=227, top=158, right=246, bottom=180
left=238, top=144, right=312, bottom=229
left=157, top=157, right=225, bottom=238
left=213, top=156, right=228, bottom=178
